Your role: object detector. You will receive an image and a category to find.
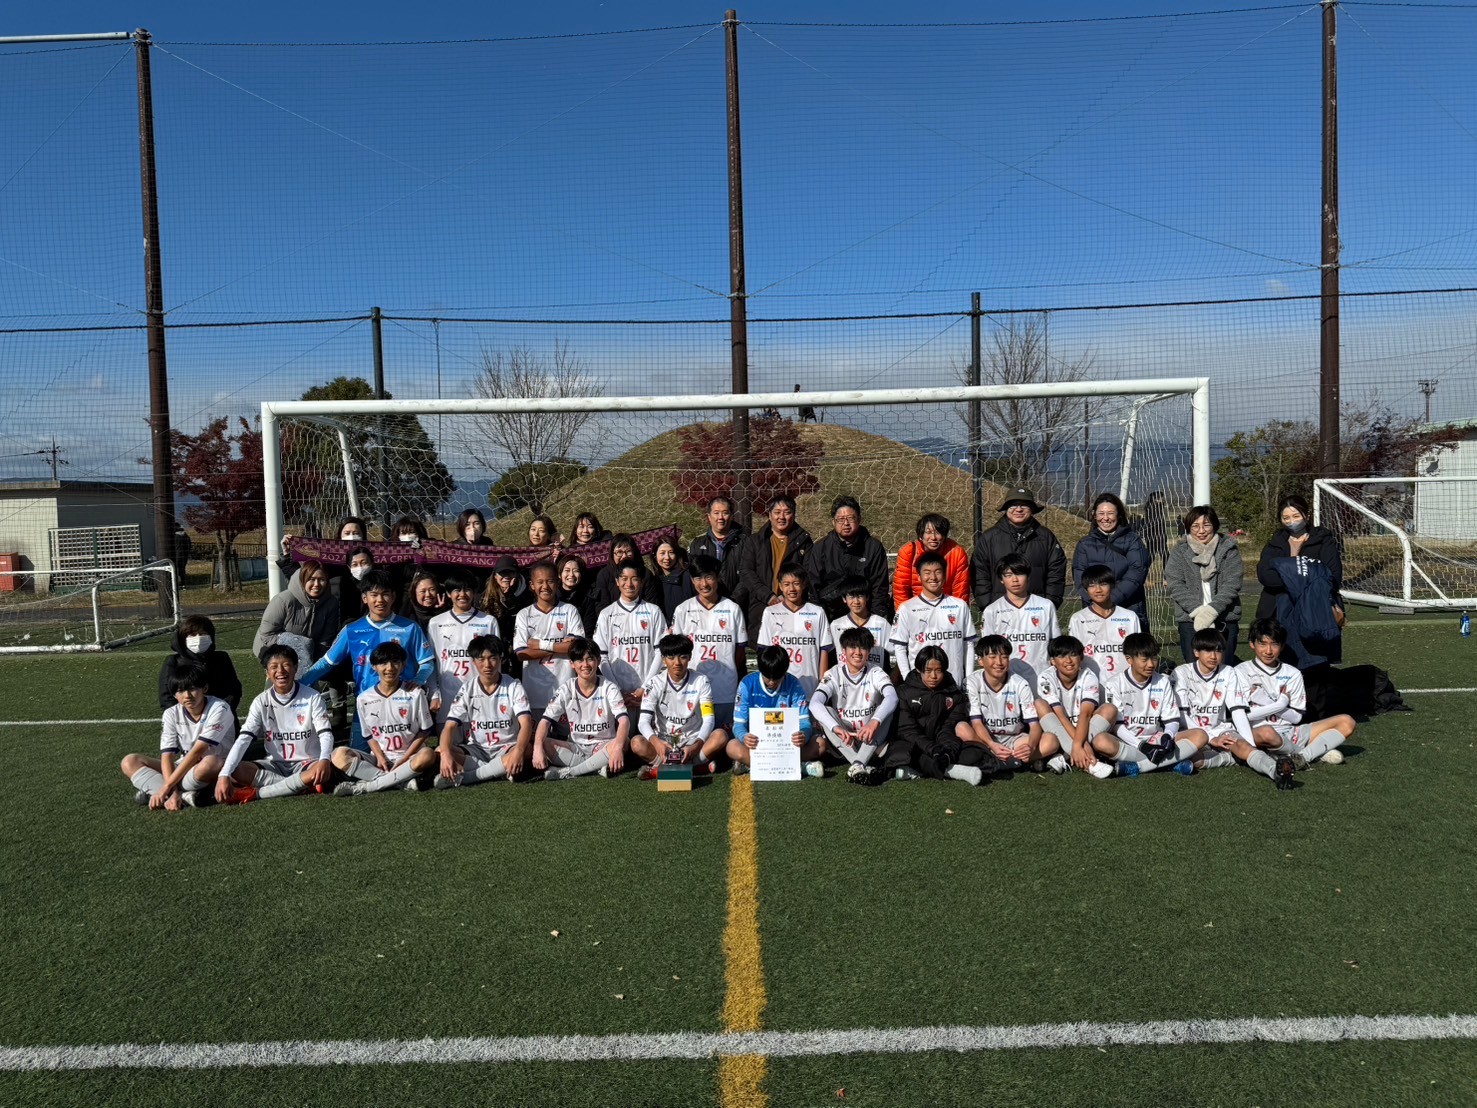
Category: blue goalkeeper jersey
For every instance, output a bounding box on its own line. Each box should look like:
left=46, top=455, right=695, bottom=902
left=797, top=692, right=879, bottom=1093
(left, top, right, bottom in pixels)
left=732, top=671, right=813, bottom=741
left=300, top=614, right=435, bottom=695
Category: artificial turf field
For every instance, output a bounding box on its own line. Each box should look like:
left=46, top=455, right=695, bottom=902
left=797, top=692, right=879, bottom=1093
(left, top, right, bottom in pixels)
left=1, top=609, right=1475, bottom=1106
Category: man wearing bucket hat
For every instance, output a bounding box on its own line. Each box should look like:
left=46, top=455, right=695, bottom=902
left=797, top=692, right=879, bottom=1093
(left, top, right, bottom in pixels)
left=970, top=488, right=1067, bottom=611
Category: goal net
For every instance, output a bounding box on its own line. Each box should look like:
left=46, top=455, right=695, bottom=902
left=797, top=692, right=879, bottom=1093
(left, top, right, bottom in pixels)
left=263, top=381, right=1210, bottom=638
left=0, top=560, right=180, bottom=654
left=1314, top=477, right=1477, bottom=609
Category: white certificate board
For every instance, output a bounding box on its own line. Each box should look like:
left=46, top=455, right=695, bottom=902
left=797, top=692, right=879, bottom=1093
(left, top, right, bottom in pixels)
left=748, top=706, right=802, bottom=781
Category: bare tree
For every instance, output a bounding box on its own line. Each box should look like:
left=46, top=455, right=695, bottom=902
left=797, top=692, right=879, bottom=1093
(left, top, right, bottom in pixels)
left=458, top=340, right=601, bottom=473
left=955, top=314, right=1094, bottom=495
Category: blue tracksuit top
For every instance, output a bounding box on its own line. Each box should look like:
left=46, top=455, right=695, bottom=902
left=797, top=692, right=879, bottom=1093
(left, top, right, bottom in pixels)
left=300, top=614, right=436, bottom=694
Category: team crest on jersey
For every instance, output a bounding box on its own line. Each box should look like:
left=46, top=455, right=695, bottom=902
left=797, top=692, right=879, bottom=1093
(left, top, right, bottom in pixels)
left=945, top=697, right=954, bottom=709
left=1006, top=700, right=1015, bottom=713
left=1213, top=689, right=1223, bottom=700
left=718, top=619, right=727, bottom=629
left=499, top=704, right=508, bottom=714
left=1030, top=616, right=1040, bottom=627
left=1149, top=699, right=1159, bottom=709
left=685, top=699, right=694, bottom=712
left=555, top=621, right=565, bottom=632
left=596, top=705, right=604, bottom=717
left=296, top=713, right=306, bottom=725
left=1118, top=628, right=1127, bottom=638
left=398, top=707, right=408, bottom=718
left=804, top=621, right=812, bottom=632
left=640, top=620, right=648, bottom=630
left=947, top=614, right=956, bottom=625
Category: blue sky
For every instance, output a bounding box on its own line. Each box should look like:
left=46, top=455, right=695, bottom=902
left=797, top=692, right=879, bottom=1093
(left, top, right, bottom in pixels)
left=2, top=1, right=1476, bottom=484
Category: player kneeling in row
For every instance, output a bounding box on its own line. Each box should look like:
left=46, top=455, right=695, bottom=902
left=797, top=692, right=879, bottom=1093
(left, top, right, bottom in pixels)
left=897, top=645, right=991, bottom=785
left=1172, top=627, right=1290, bottom=787
left=121, top=662, right=236, bottom=810
left=728, top=645, right=822, bottom=776
left=331, top=640, right=439, bottom=796
left=1237, top=619, right=1354, bottom=773
left=534, top=638, right=629, bottom=780
left=217, top=644, right=336, bottom=804
left=966, top=635, right=1041, bottom=772
left=435, top=635, right=533, bottom=788
left=1037, top=635, right=1114, bottom=778
left=1097, top=633, right=1198, bottom=775
left=809, top=626, right=897, bottom=785
left=633, top=634, right=727, bottom=780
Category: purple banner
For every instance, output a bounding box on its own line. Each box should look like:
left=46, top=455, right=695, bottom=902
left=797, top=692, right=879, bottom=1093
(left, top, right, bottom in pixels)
left=285, top=524, right=680, bottom=572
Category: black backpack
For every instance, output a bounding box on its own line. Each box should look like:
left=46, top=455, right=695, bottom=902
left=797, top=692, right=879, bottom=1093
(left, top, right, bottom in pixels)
left=1303, top=664, right=1410, bottom=722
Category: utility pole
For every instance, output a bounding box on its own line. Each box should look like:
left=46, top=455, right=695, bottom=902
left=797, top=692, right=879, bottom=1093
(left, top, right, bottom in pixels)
left=724, top=10, right=753, bottom=527
left=1418, top=379, right=1437, bottom=424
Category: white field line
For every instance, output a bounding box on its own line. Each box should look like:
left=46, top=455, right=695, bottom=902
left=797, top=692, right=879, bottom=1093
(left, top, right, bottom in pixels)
left=3, top=1014, right=1476, bottom=1073
left=1401, top=688, right=1477, bottom=695
left=0, top=719, right=156, bottom=727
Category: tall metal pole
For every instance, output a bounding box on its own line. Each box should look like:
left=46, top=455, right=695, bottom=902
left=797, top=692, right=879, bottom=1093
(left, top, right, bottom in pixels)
left=135, top=29, right=176, bottom=612
left=968, top=293, right=983, bottom=539
left=725, top=10, right=754, bottom=527
left=371, top=306, right=389, bottom=537
left=1319, top=0, right=1340, bottom=476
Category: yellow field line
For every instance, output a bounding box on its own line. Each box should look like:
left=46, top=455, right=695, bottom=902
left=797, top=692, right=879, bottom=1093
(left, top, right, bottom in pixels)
left=718, top=773, right=767, bottom=1108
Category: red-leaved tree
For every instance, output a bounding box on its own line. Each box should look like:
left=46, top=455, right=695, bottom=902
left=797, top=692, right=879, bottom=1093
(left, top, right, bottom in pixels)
left=167, top=416, right=264, bottom=590
left=672, top=416, right=824, bottom=510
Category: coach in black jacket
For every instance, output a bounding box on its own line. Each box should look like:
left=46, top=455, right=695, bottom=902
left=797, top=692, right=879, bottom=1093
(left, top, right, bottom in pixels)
left=804, top=495, right=893, bottom=622
left=687, top=494, right=749, bottom=605
left=971, top=487, right=1067, bottom=610
left=738, top=494, right=814, bottom=641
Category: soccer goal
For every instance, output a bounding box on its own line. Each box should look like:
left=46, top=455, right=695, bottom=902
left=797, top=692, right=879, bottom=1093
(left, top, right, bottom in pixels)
left=261, top=380, right=1210, bottom=632
left=0, top=560, right=179, bottom=654
left=1314, top=476, right=1477, bottom=610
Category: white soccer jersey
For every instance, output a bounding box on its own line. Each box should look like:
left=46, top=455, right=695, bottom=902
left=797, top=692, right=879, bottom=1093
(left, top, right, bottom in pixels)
left=889, top=594, right=976, bottom=685
left=427, top=608, right=497, bottom=714
left=594, top=599, right=667, bottom=693
left=356, top=685, right=433, bottom=767
left=1036, top=667, right=1102, bottom=726
left=543, top=678, right=627, bottom=750
left=829, top=613, right=892, bottom=672
left=513, top=602, right=585, bottom=713
left=235, top=683, right=332, bottom=769
left=758, top=602, right=832, bottom=695
left=639, top=672, right=714, bottom=744
left=1103, top=672, right=1178, bottom=740
left=671, top=597, right=746, bottom=703
left=160, top=696, right=234, bottom=760
left=1235, top=659, right=1307, bottom=738
left=965, top=671, right=1039, bottom=738
left=448, top=673, right=531, bottom=751
left=1173, top=662, right=1250, bottom=731
left=812, top=664, right=894, bottom=728
left=1067, top=605, right=1141, bottom=680
left=979, top=593, right=1059, bottom=684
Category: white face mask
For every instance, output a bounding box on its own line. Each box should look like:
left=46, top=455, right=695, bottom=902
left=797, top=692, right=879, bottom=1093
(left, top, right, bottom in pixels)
left=350, top=564, right=371, bottom=581
left=185, top=634, right=212, bottom=654
left=398, top=533, right=417, bottom=543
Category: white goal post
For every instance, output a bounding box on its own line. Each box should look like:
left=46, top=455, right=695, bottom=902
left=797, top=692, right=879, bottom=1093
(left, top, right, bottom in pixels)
left=0, top=559, right=179, bottom=654
left=261, top=378, right=1212, bottom=608
left=1314, top=476, right=1477, bottom=610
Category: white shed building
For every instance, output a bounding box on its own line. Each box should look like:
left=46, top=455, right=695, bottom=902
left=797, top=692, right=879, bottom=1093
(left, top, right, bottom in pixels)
left=1415, top=421, right=1477, bottom=542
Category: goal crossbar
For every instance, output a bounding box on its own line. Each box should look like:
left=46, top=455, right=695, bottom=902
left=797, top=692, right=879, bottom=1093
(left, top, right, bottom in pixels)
left=262, top=378, right=1211, bottom=595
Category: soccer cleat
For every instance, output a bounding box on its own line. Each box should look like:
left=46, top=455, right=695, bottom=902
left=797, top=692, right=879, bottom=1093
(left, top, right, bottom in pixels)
left=846, top=761, right=870, bottom=784
left=731, top=760, right=750, bottom=776
left=1046, top=754, right=1070, bottom=774
left=331, top=781, right=359, bottom=797
left=405, top=775, right=431, bottom=792
left=1116, top=762, right=1140, bottom=779
left=134, top=788, right=151, bottom=807
left=1291, top=752, right=1311, bottom=772
left=432, top=774, right=456, bottom=790
left=180, top=789, right=205, bottom=808
left=1275, top=756, right=1297, bottom=790
left=1171, top=760, right=1195, bottom=777
left=1026, top=758, right=1048, bottom=774
left=543, top=767, right=567, bottom=782
left=1087, top=761, right=1114, bottom=780
left=803, top=760, right=824, bottom=779
left=894, top=766, right=921, bottom=781
left=637, top=763, right=660, bottom=782
left=1139, top=734, right=1178, bottom=766
left=314, top=781, right=329, bottom=794
left=229, top=786, right=258, bottom=805
left=1320, top=748, right=1345, bottom=765
left=598, top=765, right=610, bottom=778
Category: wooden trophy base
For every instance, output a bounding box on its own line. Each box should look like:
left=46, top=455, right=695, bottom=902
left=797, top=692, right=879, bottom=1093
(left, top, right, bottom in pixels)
left=656, top=764, right=694, bottom=792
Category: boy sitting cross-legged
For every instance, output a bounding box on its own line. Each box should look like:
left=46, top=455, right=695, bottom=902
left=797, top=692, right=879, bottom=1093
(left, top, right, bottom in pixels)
left=1036, top=635, right=1115, bottom=779
left=331, top=639, right=438, bottom=796
left=434, top=634, right=533, bottom=788
left=633, top=634, right=725, bottom=780
left=728, top=644, right=823, bottom=777
left=1097, top=632, right=1194, bottom=775
left=121, top=662, right=237, bottom=810
left=1235, top=618, right=1355, bottom=773
left=1171, top=627, right=1283, bottom=784
left=809, top=626, right=898, bottom=786
left=534, top=637, right=629, bottom=781
left=217, top=644, right=335, bottom=804
left=965, top=634, right=1042, bottom=772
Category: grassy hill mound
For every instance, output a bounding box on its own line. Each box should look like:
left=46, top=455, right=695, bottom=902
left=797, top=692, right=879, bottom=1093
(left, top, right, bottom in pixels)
left=486, top=420, right=1089, bottom=554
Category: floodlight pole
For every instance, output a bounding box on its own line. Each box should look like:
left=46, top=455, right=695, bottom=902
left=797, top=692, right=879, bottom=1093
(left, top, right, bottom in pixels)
left=725, top=9, right=754, bottom=527
left=968, top=293, right=983, bottom=538
left=135, top=28, right=177, bottom=614
left=371, top=306, right=389, bottom=537
left=1319, top=0, right=1341, bottom=477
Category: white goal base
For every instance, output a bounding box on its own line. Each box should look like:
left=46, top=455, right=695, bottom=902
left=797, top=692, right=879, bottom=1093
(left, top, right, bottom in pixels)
left=0, top=560, right=179, bottom=654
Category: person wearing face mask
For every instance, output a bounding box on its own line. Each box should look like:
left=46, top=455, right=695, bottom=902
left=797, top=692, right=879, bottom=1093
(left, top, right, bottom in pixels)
left=253, top=558, right=341, bottom=666
left=1256, top=493, right=1344, bottom=635
left=1071, top=493, right=1151, bottom=628
left=1164, top=505, right=1244, bottom=664
left=158, top=614, right=243, bottom=720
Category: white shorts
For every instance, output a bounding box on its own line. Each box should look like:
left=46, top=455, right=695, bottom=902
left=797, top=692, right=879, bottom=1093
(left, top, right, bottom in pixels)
left=1201, top=722, right=1239, bottom=742
left=464, top=743, right=514, bottom=767
left=1270, top=722, right=1313, bottom=752
left=252, top=757, right=308, bottom=785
